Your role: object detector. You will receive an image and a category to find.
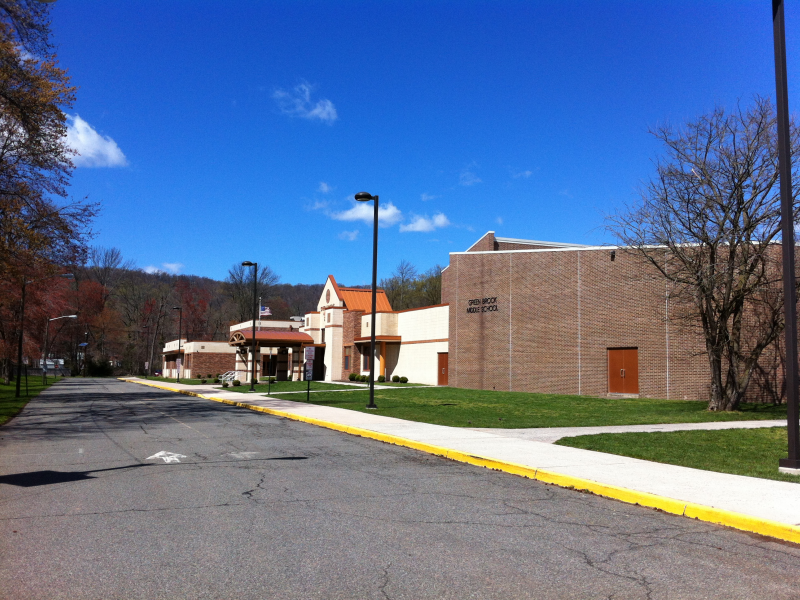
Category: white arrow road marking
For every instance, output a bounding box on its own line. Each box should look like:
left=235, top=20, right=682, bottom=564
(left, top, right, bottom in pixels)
left=146, top=451, right=187, bottom=464
left=228, top=452, right=259, bottom=459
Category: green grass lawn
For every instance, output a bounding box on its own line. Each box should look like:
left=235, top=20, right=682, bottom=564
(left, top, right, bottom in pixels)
left=341, top=381, right=428, bottom=387
left=283, top=386, right=786, bottom=428
left=221, top=381, right=355, bottom=393
left=556, top=427, right=799, bottom=483
left=0, top=376, right=63, bottom=426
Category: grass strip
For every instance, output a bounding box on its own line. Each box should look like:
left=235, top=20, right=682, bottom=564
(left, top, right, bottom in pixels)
left=0, top=376, right=63, bottom=426
left=221, top=381, right=355, bottom=393
left=556, top=427, right=799, bottom=483
left=286, top=386, right=786, bottom=428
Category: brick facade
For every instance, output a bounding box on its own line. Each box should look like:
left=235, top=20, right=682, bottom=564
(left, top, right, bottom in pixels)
left=444, top=243, right=781, bottom=402
left=341, top=309, right=364, bottom=378
left=188, top=352, right=236, bottom=377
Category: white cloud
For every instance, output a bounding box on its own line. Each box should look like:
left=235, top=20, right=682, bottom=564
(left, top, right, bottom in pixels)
left=143, top=266, right=161, bottom=274
left=66, top=115, right=128, bottom=168
left=330, top=201, right=403, bottom=227
left=309, top=200, right=329, bottom=211
left=273, top=81, right=338, bottom=124
left=162, top=262, right=184, bottom=274
left=496, top=216, right=504, bottom=225
left=512, top=170, right=533, bottom=179
left=338, top=230, right=359, bottom=241
left=400, top=213, right=450, bottom=233
left=421, top=192, right=437, bottom=202
left=459, top=167, right=481, bottom=186
left=318, top=181, right=333, bottom=193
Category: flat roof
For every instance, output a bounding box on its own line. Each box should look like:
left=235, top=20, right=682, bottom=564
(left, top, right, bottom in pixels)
left=495, top=236, right=590, bottom=248
left=450, top=244, right=620, bottom=256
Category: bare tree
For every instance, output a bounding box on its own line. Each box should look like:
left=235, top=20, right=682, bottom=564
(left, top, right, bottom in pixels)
left=87, top=246, right=134, bottom=301
left=608, top=97, right=800, bottom=411
left=417, top=264, right=444, bottom=306
left=381, top=260, right=417, bottom=310
left=225, top=263, right=280, bottom=323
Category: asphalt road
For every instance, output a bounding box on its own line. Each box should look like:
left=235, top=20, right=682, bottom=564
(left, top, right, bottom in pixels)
left=2, top=378, right=800, bottom=600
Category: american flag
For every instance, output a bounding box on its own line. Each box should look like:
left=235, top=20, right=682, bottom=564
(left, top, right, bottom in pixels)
left=259, top=306, right=271, bottom=317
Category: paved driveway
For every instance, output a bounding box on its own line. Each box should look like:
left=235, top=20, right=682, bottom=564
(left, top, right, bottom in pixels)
left=1, top=378, right=799, bottom=599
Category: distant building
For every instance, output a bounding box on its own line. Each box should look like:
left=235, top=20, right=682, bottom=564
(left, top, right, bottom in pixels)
left=162, top=340, right=236, bottom=379
left=300, top=276, right=448, bottom=385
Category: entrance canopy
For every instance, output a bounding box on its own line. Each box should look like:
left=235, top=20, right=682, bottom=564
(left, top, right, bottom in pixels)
left=229, top=329, right=314, bottom=347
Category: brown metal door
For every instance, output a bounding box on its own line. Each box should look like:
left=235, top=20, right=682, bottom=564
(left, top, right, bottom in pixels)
left=623, top=348, right=639, bottom=394
left=608, top=348, right=639, bottom=394
left=438, top=353, right=449, bottom=386
left=608, top=349, right=625, bottom=393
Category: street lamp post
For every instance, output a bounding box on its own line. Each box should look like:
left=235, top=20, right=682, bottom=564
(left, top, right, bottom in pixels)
left=772, top=0, right=800, bottom=472
left=242, top=261, right=258, bottom=392
left=355, top=191, right=379, bottom=410
left=172, top=306, right=182, bottom=383
left=15, top=273, right=73, bottom=398
left=42, top=315, right=77, bottom=384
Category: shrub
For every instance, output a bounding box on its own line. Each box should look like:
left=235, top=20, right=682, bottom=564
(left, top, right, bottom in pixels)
left=201, top=378, right=207, bottom=384
left=232, top=379, right=241, bottom=386
left=360, top=375, right=368, bottom=382
left=377, top=375, right=385, bottom=383
left=222, top=381, right=229, bottom=388
left=392, top=375, right=400, bottom=382
left=349, top=373, right=357, bottom=381
left=214, top=378, right=220, bottom=383
left=400, top=376, right=408, bottom=383
left=215, top=373, right=220, bottom=378
left=207, top=374, right=213, bottom=379
left=269, top=376, right=276, bottom=383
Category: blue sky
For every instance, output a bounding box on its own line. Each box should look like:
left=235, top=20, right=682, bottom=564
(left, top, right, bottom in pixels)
left=52, top=1, right=800, bottom=285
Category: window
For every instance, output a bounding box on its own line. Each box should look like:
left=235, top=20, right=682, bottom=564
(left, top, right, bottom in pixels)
left=327, top=312, right=330, bottom=323
left=363, top=352, right=370, bottom=371
left=344, top=347, right=351, bottom=370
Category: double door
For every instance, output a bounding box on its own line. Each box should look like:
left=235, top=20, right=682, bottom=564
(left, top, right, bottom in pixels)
left=608, top=348, right=639, bottom=394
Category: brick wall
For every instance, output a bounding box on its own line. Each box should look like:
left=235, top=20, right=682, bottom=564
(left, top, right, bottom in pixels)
left=441, top=267, right=452, bottom=306
left=341, top=310, right=363, bottom=378
left=190, top=352, right=237, bottom=377
left=466, top=231, right=497, bottom=252
left=445, top=247, right=727, bottom=400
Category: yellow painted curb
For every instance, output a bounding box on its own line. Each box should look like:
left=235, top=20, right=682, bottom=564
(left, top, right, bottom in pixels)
left=120, top=377, right=800, bottom=545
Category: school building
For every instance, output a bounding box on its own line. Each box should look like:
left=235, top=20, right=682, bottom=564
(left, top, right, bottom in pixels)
left=160, top=230, right=783, bottom=402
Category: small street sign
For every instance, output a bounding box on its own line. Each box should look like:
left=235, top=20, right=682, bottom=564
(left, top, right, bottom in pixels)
left=304, top=347, right=316, bottom=361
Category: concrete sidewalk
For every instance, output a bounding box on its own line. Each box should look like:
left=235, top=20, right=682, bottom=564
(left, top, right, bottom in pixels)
left=123, top=377, right=800, bottom=544
left=470, top=420, right=788, bottom=443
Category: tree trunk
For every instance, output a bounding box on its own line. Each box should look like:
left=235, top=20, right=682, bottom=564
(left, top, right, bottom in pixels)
left=708, top=352, right=726, bottom=411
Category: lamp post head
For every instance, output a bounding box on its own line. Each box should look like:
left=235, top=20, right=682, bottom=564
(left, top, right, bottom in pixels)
left=172, top=306, right=180, bottom=311
left=355, top=192, right=376, bottom=202
left=241, top=261, right=255, bottom=267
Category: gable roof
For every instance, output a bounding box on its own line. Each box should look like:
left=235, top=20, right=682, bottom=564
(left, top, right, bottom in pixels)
left=338, top=286, right=392, bottom=312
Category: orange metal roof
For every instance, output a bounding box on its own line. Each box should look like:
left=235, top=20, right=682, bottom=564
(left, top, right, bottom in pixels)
left=338, top=287, right=392, bottom=312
